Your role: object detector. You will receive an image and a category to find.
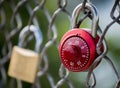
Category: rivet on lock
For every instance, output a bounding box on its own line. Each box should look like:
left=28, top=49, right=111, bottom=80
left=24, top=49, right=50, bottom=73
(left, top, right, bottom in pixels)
left=8, top=25, right=43, bottom=83
left=59, top=3, right=102, bottom=72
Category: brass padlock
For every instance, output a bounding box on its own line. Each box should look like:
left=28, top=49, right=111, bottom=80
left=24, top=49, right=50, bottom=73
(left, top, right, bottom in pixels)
left=8, top=25, right=43, bottom=83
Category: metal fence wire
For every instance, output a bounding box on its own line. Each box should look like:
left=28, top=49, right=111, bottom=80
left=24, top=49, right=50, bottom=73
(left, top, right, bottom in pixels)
left=0, top=0, right=120, bottom=88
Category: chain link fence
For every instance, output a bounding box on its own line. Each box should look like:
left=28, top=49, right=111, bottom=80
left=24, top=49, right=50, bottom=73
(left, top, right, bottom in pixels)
left=0, top=0, right=120, bottom=88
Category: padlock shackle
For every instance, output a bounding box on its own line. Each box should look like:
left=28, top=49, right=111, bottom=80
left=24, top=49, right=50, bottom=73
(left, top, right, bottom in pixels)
left=18, top=25, right=43, bottom=52
left=71, top=3, right=99, bottom=38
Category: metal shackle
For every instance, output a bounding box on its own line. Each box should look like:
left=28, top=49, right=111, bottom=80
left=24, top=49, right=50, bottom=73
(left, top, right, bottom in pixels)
left=71, top=3, right=99, bottom=38
left=18, top=25, right=43, bottom=52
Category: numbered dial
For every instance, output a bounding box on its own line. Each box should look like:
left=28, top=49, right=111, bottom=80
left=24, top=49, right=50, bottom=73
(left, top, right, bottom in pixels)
left=59, top=28, right=96, bottom=72
left=61, top=36, right=90, bottom=71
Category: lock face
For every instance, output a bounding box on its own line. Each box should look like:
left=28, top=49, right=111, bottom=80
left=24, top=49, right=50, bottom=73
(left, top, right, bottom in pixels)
left=8, top=46, right=40, bottom=83
left=59, top=28, right=96, bottom=72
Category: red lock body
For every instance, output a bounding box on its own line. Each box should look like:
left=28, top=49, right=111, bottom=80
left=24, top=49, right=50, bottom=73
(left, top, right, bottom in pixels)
left=59, top=28, right=98, bottom=72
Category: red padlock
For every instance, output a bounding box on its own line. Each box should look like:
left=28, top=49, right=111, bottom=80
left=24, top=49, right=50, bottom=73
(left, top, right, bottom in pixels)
left=59, top=28, right=99, bottom=72
left=59, top=3, right=102, bottom=72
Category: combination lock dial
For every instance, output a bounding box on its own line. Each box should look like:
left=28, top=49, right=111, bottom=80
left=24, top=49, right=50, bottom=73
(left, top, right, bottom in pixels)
left=59, top=28, right=96, bottom=72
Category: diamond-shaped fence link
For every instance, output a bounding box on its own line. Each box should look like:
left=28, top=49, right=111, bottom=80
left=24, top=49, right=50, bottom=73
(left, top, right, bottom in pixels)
left=0, top=0, right=120, bottom=88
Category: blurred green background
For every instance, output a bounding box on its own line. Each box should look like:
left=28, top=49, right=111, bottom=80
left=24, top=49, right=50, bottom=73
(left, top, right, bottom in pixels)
left=0, top=0, right=120, bottom=88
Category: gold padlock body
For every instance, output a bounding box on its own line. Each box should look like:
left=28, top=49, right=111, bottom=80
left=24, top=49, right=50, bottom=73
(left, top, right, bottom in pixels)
left=8, top=46, right=40, bottom=83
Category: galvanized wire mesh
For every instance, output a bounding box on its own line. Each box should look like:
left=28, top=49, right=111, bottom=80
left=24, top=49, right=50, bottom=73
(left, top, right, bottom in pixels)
left=0, top=0, right=120, bottom=88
